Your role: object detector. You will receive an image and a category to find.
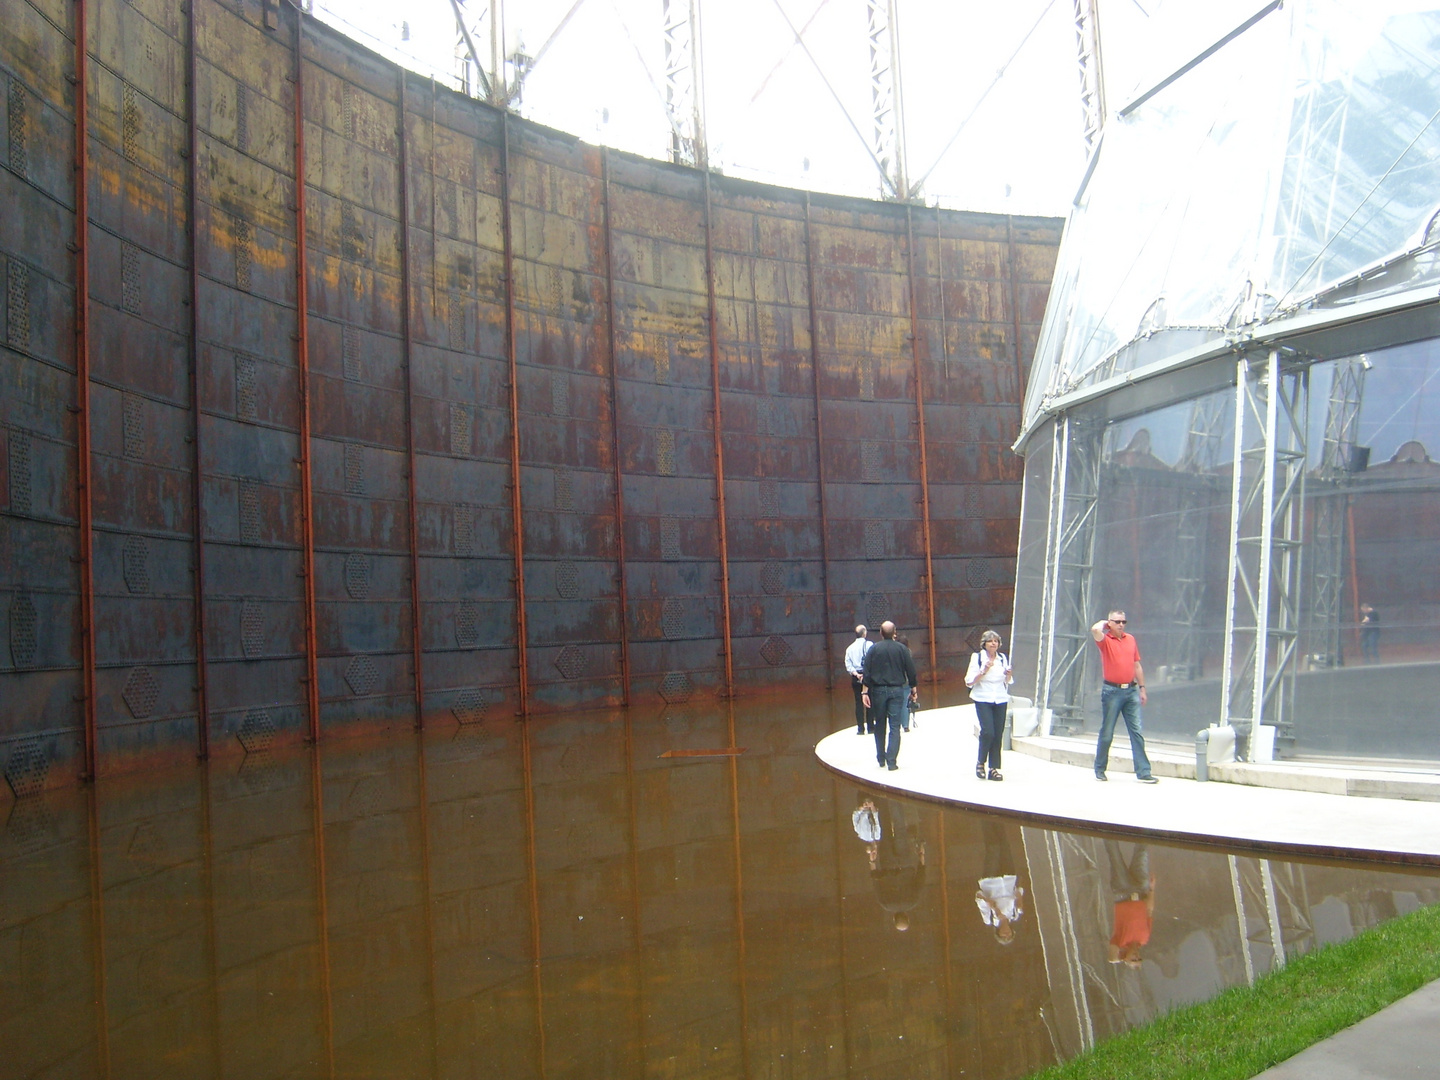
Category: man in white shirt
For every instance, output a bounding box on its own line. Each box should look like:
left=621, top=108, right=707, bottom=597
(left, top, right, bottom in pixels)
left=844, top=625, right=874, bottom=735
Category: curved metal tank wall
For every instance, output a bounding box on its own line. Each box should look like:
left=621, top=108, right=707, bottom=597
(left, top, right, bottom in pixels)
left=0, top=0, right=1061, bottom=785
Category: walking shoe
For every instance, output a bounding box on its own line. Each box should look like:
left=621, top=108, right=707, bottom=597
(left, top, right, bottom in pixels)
left=1095, top=773, right=1107, bottom=782
left=988, top=769, right=1003, bottom=782
left=1138, top=775, right=1159, bottom=784
left=976, top=763, right=987, bottom=780
left=887, top=763, right=899, bottom=771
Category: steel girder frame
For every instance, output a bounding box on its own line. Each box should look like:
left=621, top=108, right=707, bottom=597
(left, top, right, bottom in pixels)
left=1220, top=350, right=1308, bottom=759
left=1037, top=413, right=1104, bottom=734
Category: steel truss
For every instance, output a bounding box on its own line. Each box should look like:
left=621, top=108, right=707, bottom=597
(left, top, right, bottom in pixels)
left=866, top=0, right=910, bottom=199
left=662, top=0, right=708, bottom=166
left=1220, top=351, right=1308, bottom=758
left=1037, top=414, right=1104, bottom=734
left=1306, top=357, right=1367, bottom=668
left=1072, top=0, right=1106, bottom=153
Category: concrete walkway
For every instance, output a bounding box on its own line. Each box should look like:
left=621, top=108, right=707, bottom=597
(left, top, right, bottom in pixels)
left=814, top=705, right=1440, bottom=1077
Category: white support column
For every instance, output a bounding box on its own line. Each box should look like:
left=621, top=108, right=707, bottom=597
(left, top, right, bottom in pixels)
left=1037, top=418, right=1070, bottom=714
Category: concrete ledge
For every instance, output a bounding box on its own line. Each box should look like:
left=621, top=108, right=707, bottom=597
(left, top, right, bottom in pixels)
left=815, top=705, right=1440, bottom=866
left=1010, top=733, right=1440, bottom=801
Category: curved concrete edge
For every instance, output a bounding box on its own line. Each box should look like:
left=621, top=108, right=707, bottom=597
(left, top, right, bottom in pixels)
left=816, top=706, right=1440, bottom=868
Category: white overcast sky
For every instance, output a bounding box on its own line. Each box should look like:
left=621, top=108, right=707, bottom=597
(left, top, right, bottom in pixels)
left=313, top=0, right=1269, bottom=217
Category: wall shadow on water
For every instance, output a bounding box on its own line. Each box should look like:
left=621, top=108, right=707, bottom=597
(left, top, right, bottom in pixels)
left=2, top=693, right=1436, bottom=1079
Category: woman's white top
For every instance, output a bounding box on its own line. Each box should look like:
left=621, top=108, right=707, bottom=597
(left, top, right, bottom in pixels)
left=975, top=875, right=1024, bottom=925
left=965, top=651, right=1012, bottom=703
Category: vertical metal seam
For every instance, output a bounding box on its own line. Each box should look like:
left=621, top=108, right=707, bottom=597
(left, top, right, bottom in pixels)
left=702, top=168, right=735, bottom=696
left=398, top=72, right=425, bottom=729
left=309, top=746, right=336, bottom=1079
left=1005, top=215, right=1027, bottom=428
left=499, top=112, right=530, bottom=717
left=601, top=149, right=633, bottom=704
left=903, top=205, right=939, bottom=686
left=186, top=0, right=211, bottom=758
left=803, top=194, right=835, bottom=691
left=520, top=721, right=547, bottom=1073
left=293, top=9, right=320, bottom=740
left=74, top=0, right=98, bottom=780
left=85, top=784, right=111, bottom=1078
left=413, top=733, right=442, bottom=1075
left=725, top=704, right=750, bottom=1077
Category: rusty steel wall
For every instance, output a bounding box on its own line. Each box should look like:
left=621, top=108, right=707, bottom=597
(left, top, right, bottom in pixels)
left=0, top=0, right=1062, bottom=787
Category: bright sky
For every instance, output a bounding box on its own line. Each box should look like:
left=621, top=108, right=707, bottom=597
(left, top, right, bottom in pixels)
left=311, top=0, right=1270, bottom=217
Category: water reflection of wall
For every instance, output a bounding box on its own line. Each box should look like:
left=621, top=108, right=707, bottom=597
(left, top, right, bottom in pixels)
left=3, top=705, right=1436, bottom=1078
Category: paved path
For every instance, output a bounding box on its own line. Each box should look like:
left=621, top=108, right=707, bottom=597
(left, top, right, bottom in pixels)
left=1250, top=979, right=1440, bottom=1078
left=815, top=705, right=1440, bottom=1076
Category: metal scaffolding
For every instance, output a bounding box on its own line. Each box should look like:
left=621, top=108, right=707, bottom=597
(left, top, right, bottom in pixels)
left=1072, top=0, right=1106, bottom=153
left=866, top=0, right=910, bottom=199
left=662, top=0, right=708, bottom=166
left=1037, top=414, right=1104, bottom=734
left=1220, top=351, right=1308, bottom=758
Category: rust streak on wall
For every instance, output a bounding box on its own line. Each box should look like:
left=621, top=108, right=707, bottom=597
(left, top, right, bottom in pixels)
left=73, top=0, right=98, bottom=780
left=601, top=148, right=633, bottom=704
left=499, top=113, right=531, bottom=718
left=186, top=0, right=211, bottom=758
left=804, top=194, right=835, bottom=691
left=398, top=73, right=424, bottom=728
left=904, top=205, right=939, bottom=685
left=703, top=169, right=735, bottom=697
left=293, top=12, right=320, bottom=740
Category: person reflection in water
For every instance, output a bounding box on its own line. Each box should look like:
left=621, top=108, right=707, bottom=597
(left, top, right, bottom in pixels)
left=869, top=798, right=926, bottom=931
left=852, top=791, right=882, bottom=864
left=1105, top=840, right=1155, bottom=969
left=974, top=817, right=1025, bottom=944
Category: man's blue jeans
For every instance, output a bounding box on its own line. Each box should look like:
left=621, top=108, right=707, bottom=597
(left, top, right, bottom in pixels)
left=872, top=686, right=908, bottom=767
left=1095, top=684, right=1152, bottom=780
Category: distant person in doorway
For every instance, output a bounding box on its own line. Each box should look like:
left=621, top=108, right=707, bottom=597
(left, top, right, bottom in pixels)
left=975, top=817, right=1024, bottom=944
left=965, top=630, right=1013, bottom=781
left=845, top=625, right=875, bottom=734
left=870, top=797, right=926, bottom=931
left=862, top=621, right=918, bottom=771
left=1090, top=610, right=1157, bottom=784
left=1105, top=840, right=1154, bottom=969
left=1360, top=603, right=1380, bottom=663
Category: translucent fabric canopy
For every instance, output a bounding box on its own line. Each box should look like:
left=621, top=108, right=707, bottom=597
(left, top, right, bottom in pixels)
left=1023, top=0, right=1440, bottom=432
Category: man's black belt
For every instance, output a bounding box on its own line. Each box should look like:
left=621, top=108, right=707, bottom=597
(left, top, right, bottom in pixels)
left=1103, top=680, right=1137, bottom=689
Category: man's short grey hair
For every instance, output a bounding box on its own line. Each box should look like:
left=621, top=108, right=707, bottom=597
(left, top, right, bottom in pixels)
left=981, top=630, right=1002, bottom=646
left=855, top=625, right=867, bottom=636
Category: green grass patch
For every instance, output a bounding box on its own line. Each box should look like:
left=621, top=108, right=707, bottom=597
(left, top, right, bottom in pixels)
left=1027, top=899, right=1440, bottom=1080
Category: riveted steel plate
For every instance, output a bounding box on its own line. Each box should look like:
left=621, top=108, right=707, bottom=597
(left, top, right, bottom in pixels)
left=0, top=1, right=1058, bottom=763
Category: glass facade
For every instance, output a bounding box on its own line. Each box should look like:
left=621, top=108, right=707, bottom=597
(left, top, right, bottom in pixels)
left=1018, top=0, right=1440, bottom=763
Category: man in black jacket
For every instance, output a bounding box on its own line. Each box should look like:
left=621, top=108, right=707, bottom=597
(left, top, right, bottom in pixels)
left=861, top=621, right=919, bottom=771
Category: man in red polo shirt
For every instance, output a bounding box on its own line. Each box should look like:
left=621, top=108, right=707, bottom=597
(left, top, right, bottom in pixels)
left=1090, top=610, right=1157, bottom=783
